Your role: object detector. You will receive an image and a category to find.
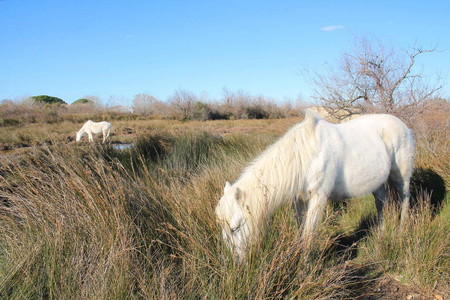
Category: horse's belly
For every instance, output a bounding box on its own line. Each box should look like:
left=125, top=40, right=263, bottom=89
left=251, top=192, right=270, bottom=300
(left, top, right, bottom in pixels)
left=329, top=174, right=387, bottom=200
left=91, top=129, right=103, bottom=134
left=330, top=153, right=391, bottom=200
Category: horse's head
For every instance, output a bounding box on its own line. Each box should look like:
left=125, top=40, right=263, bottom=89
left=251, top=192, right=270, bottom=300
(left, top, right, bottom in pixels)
left=215, top=181, right=252, bottom=262
left=76, top=131, right=82, bottom=141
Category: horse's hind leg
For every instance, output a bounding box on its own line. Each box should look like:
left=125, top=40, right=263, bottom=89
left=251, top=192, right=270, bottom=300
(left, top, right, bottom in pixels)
left=373, top=172, right=411, bottom=225
left=389, top=131, right=414, bottom=223
left=388, top=148, right=414, bottom=222
left=373, top=185, right=387, bottom=221
left=389, top=168, right=412, bottom=223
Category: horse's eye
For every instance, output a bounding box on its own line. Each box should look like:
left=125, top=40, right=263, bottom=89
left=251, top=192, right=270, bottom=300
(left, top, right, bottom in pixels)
left=231, top=226, right=240, bottom=233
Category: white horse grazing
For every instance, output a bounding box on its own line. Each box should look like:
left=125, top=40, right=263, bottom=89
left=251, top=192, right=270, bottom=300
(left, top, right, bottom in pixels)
left=215, top=110, right=414, bottom=261
left=76, top=120, right=111, bottom=143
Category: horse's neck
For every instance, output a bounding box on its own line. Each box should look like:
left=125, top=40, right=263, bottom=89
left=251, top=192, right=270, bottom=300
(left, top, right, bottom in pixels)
left=239, top=162, right=302, bottom=225
left=239, top=126, right=315, bottom=223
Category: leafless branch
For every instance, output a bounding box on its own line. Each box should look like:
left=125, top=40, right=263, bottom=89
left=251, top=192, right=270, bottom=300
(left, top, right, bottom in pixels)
left=308, top=36, right=443, bottom=122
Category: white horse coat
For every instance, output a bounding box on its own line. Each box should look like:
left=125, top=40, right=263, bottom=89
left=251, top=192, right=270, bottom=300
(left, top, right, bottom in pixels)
left=215, top=110, right=414, bottom=260
left=76, top=120, right=111, bottom=143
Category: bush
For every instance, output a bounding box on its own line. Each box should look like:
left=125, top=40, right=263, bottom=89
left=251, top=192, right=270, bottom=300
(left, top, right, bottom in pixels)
left=32, top=95, right=66, bottom=105
left=0, top=118, right=21, bottom=127
left=246, top=104, right=269, bottom=119
left=71, top=98, right=94, bottom=105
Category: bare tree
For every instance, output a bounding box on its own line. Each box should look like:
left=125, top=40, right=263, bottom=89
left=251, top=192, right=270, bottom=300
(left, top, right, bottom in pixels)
left=132, top=93, right=160, bottom=116
left=309, top=37, right=443, bottom=122
left=84, top=95, right=104, bottom=109
left=220, top=88, right=254, bottom=119
left=168, top=89, right=198, bottom=120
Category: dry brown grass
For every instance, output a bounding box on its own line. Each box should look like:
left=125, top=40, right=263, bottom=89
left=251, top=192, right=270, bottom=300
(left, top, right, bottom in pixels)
left=0, top=107, right=447, bottom=299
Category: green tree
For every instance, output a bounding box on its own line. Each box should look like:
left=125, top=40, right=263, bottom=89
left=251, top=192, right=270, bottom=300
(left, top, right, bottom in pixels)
left=71, top=98, right=93, bottom=105
left=32, top=95, right=66, bottom=105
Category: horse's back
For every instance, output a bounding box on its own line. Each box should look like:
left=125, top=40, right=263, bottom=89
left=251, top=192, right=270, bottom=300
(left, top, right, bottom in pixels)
left=338, top=114, right=407, bottom=132
left=87, top=121, right=111, bottom=133
left=339, top=114, right=413, bottom=155
left=318, top=114, right=413, bottom=199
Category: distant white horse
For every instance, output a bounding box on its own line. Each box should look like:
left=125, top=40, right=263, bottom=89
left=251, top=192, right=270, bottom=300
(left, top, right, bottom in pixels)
left=76, top=120, right=111, bottom=143
left=215, top=110, right=414, bottom=261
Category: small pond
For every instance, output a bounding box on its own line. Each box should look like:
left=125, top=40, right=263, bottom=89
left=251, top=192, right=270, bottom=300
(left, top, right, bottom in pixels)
left=112, top=143, right=133, bottom=150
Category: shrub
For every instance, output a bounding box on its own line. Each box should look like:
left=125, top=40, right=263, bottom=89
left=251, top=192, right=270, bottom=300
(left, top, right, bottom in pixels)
left=0, top=118, right=21, bottom=127
left=32, top=95, right=66, bottom=105
left=246, top=104, right=269, bottom=119
left=71, top=98, right=94, bottom=105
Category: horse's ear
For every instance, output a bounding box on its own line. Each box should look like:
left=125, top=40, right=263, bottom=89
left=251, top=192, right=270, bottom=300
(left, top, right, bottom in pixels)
left=235, top=187, right=243, bottom=202
left=224, top=181, right=232, bottom=192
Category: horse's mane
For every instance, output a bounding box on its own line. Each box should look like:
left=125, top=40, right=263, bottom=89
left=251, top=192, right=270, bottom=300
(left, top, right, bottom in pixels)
left=237, top=110, right=321, bottom=220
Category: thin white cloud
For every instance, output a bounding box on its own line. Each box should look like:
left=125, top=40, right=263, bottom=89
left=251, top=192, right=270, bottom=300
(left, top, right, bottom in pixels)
left=321, top=25, right=345, bottom=32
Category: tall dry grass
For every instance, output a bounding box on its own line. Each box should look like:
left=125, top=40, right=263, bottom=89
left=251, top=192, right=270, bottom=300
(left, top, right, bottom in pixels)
left=0, top=145, right=150, bottom=298
left=0, top=132, right=368, bottom=299
left=359, top=198, right=450, bottom=295
left=0, top=114, right=448, bottom=298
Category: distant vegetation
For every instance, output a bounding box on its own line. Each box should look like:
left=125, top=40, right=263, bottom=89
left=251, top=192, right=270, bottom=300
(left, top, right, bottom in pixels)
left=0, top=88, right=305, bottom=125
left=71, top=98, right=94, bottom=105
left=32, top=95, right=66, bottom=105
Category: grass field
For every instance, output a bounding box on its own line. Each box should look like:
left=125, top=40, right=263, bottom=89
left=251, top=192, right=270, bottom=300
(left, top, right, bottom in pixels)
left=0, top=115, right=448, bottom=299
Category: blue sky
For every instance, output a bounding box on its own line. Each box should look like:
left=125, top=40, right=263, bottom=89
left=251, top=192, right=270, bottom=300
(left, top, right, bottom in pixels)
left=1, top=0, right=449, bottom=106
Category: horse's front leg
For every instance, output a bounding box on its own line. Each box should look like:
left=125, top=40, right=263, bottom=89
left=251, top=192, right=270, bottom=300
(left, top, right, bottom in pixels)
left=102, top=131, right=110, bottom=143
left=88, top=133, right=94, bottom=142
left=302, top=191, right=327, bottom=250
left=293, top=195, right=307, bottom=224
